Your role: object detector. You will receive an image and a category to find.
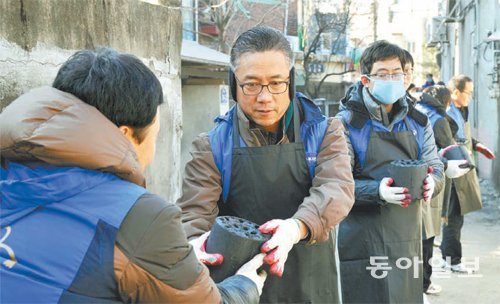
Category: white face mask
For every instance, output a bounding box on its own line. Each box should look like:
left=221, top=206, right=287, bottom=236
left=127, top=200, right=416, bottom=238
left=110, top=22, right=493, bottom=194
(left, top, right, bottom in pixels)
left=369, top=79, right=406, bottom=104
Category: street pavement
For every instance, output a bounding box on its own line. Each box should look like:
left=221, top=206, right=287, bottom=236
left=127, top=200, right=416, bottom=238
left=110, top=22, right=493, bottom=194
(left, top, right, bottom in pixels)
left=427, top=179, right=500, bottom=304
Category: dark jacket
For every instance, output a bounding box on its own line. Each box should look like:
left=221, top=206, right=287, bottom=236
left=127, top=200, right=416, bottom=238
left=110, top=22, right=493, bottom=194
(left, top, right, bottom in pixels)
left=415, top=93, right=458, bottom=238
left=335, top=82, right=444, bottom=303
left=416, top=92, right=457, bottom=148
left=0, top=86, right=259, bottom=303
left=336, top=82, right=444, bottom=206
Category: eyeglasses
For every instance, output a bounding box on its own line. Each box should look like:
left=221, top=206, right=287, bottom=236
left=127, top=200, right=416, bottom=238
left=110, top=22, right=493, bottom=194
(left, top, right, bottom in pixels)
left=461, top=90, right=473, bottom=96
left=404, top=68, right=414, bottom=76
left=367, top=73, right=406, bottom=81
left=235, top=76, right=290, bottom=96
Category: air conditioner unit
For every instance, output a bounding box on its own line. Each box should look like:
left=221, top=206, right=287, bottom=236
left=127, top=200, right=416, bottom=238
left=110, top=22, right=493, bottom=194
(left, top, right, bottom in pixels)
left=427, top=17, right=448, bottom=47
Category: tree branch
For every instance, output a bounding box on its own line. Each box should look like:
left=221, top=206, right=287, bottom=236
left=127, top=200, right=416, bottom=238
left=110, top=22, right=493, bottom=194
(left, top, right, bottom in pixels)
left=314, top=69, right=355, bottom=98
left=182, top=27, right=218, bottom=40
left=254, top=4, right=283, bottom=27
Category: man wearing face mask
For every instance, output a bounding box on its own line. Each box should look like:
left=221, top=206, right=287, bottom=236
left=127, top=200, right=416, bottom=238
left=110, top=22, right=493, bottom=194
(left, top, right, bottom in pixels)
left=336, top=40, right=444, bottom=303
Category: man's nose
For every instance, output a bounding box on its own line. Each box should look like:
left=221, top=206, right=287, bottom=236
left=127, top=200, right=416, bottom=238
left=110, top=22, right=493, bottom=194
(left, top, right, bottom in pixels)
left=257, top=86, right=273, bottom=102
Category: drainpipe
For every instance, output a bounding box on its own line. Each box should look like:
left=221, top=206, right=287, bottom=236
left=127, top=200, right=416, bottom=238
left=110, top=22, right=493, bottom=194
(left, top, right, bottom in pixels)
left=473, top=0, right=480, bottom=128
left=284, top=0, right=289, bottom=36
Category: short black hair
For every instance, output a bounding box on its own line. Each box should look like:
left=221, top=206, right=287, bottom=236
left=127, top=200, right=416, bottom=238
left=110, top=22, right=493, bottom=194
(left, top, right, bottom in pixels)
left=403, top=49, right=414, bottom=67
left=423, top=85, right=451, bottom=107
left=360, top=40, right=406, bottom=75
left=53, top=48, right=163, bottom=132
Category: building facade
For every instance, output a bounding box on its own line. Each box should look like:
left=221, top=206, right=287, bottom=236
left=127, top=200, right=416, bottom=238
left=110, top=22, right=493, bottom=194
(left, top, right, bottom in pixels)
left=429, top=0, right=499, bottom=189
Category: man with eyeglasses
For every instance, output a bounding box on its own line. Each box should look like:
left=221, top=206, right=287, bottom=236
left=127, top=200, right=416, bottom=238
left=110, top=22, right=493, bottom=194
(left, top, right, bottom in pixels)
left=440, top=75, right=496, bottom=273
left=336, top=40, right=444, bottom=303
left=177, top=26, right=355, bottom=303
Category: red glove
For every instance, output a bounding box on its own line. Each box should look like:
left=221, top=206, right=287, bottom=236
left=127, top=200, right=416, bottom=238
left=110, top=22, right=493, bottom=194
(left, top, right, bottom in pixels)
left=189, top=232, right=224, bottom=266
left=475, top=143, right=496, bottom=159
left=423, top=167, right=435, bottom=203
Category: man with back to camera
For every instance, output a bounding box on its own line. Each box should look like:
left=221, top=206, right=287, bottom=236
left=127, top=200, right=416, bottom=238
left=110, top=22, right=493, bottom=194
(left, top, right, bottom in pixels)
left=0, top=47, right=266, bottom=303
left=336, top=40, right=444, bottom=303
left=440, top=74, right=496, bottom=273
left=177, top=26, right=355, bottom=303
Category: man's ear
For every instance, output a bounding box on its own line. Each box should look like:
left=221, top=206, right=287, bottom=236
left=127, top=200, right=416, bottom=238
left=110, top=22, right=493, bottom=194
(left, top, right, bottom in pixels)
left=119, top=125, right=139, bottom=146
left=360, top=75, right=371, bottom=87
left=450, top=89, right=459, bottom=100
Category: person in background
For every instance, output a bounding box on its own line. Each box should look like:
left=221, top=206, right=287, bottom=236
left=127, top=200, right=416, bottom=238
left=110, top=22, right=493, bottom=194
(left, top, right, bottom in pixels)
left=423, top=73, right=436, bottom=89
left=415, top=85, right=472, bottom=295
left=440, top=75, right=496, bottom=273
left=0, top=47, right=266, bottom=303
left=336, top=40, right=444, bottom=303
left=177, top=26, right=355, bottom=303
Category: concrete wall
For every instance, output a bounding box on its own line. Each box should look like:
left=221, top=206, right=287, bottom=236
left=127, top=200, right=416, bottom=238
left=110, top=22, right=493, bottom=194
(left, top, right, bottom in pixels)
left=0, top=0, right=183, bottom=202
left=181, top=84, right=229, bottom=171
left=438, top=0, right=500, bottom=190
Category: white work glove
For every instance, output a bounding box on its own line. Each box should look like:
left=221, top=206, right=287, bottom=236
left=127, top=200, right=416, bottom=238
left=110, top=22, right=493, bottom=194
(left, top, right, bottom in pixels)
left=439, top=145, right=473, bottom=178
left=258, top=218, right=301, bottom=277
left=423, top=167, right=436, bottom=203
left=444, top=159, right=471, bottom=178
left=236, top=253, right=268, bottom=295
left=379, top=177, right=412, bottom=208
left=189, top=231, right=224, bottom=266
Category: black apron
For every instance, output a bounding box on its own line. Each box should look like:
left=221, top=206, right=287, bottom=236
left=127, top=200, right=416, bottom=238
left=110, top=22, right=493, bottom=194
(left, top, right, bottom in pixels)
left=218, top=101, right=340, bottom=303
left=338, top=118, right=423, bottom=303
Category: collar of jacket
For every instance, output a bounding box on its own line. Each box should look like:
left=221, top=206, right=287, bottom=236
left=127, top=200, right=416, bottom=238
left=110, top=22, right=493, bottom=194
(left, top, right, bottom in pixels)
left=459, top=105, right=469, bottom=122
left=449, top=101, right=469, bottom=122
left=0, top=86, right=145, bottom=187
left=236, top=104, right=288, bottom=146
left=295, top=92, right=324, bottom=124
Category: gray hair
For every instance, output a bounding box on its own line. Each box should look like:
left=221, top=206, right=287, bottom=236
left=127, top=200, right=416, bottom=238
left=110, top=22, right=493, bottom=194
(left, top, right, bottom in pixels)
left=230, top=26, right=293, bottom=70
